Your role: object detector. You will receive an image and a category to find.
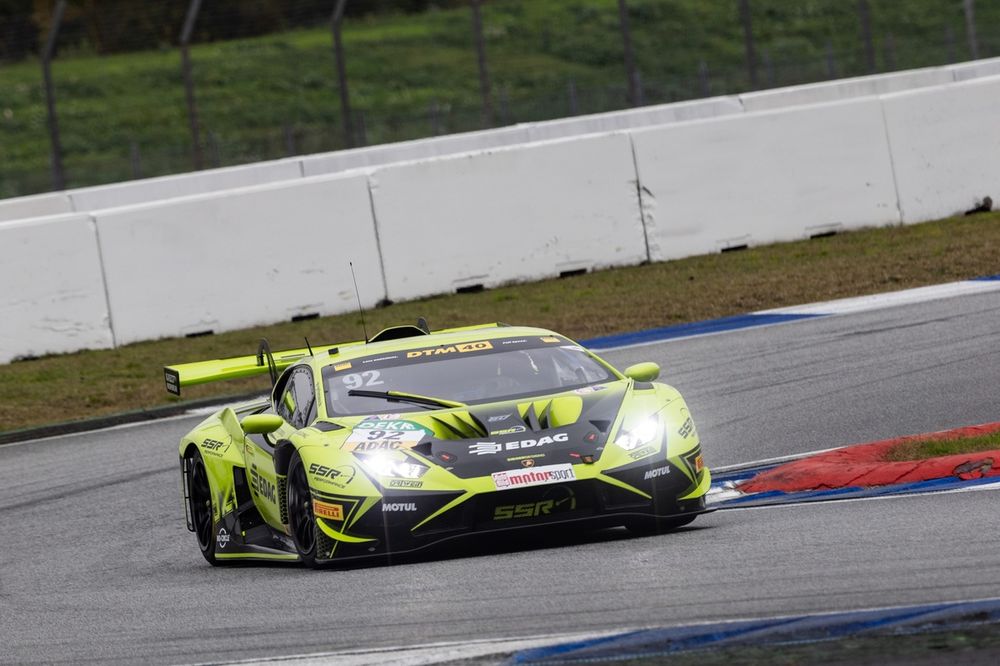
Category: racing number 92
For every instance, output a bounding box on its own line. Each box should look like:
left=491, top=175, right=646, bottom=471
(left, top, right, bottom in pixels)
left=342, top=370, right=383, bottom=390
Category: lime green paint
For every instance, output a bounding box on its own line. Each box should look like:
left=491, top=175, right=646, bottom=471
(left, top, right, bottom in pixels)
left=316, top=518, right=376, bottom=543
left=241, top=413, right=283, bottom=434
left=624, top=362, right=661, bottom=382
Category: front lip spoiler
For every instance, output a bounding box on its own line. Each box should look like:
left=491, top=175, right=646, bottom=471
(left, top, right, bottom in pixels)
left=314, top=506, right=713, bottom=566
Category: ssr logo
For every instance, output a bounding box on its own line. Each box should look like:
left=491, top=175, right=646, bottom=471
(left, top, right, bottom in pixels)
left=309, top=463, right=356, bottom=488
left=494, top=495, right=576, bottom=520
left=249, top=465, right=276, bottom=503
left=202, top=438, right=229, bottom=456
left=678, top=417, right=695, bottom=439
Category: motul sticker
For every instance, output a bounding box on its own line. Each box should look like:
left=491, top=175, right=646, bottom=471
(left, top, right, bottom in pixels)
left=492, top=464, right=576, bottom=490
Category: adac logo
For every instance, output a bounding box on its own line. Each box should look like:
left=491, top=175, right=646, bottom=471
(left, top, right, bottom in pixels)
left=406, top=341, right=493, bottom=358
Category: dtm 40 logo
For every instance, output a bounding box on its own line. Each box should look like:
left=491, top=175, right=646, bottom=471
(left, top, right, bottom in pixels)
left=249, top=465, right=276, bottom=503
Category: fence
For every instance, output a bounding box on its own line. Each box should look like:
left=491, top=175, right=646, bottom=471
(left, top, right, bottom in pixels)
left=0, top=0, right=998, bottom=199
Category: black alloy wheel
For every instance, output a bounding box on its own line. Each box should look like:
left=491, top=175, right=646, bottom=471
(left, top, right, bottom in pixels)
left=287, top=451, right=318, bottom=567
left=186, top=449, right=218, bottom=565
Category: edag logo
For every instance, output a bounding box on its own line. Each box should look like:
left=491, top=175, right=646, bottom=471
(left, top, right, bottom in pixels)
left=469, top=432, right=568, bottom=456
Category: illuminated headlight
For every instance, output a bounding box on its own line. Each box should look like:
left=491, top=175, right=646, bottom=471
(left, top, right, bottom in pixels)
left=614, top=419, right=659, bottom=451
left=358, top=453, right=428, bottom=479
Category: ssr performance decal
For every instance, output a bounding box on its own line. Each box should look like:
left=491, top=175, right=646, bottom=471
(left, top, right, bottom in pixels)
left=309, top=463, right=356, bottom=488
left=492, top=464, right=576, bottom=490
left=343, top=420, right=427, bottom=452
left=469, top=432, right=569, bottom=456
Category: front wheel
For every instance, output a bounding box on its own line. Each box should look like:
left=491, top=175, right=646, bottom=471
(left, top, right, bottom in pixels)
left=287, top=450, right=319, bottom=567
left=185, top=448, right=218, bottom=565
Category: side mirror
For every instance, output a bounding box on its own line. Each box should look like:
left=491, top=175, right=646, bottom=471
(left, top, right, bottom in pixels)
left=623, top=362, right=660, bottom=382
left=241, top=414, right=283, bottom=435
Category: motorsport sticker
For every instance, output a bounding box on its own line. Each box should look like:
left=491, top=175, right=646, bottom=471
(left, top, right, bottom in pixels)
left=343, top=420, right=428, bottom=452
left=313, top=500, right=345, bottom=521
left=492, top=463, right=576, bottom=490
left=406, top=340, right=493, bottom=358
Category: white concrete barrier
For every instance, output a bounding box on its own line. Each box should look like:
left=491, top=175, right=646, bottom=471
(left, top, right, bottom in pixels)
left=300, top=126, right=532, bottom=177
left=740, top=66, right=954, bottom=112
left=0, top=214, right=112, bottom=363
left=68, top=159, right=303, bottom=212
left=523, top=97, right=743, bottom=141
left=369, top=132, right=646, bottom=302
left=632, top=97, right=900, bottom=262
left=948, top=56, right=1000, bottom=82
left=0, top=192, right=73, bottom=223
left=882, top=75, right=1000, bottom=224
left=94, top=174, right=384, bottom=345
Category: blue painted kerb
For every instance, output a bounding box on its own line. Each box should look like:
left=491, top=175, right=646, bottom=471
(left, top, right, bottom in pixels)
left=582, top=313, right=822, bottom=350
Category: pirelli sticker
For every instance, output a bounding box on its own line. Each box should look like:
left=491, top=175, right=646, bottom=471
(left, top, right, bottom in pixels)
left=313, top=500, right=344, bottom=521
left=406, top=340, right=493, bottom=358
left=695, top=454, right=704, bottom=473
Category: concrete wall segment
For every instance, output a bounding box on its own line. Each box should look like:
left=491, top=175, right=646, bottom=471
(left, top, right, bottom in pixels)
left=369, top=132, right=647, bottom=302
left=93, top=173, right=385, bottom=346
left=0, top=214, right=113, bottom=363
left=0, top=192, right=73, bottom=223
left=632, top=97, right=900, bottom=262
left=68, top=159, right=303, bottom=212
left=740, top=67, right=953, bottom=113
left=881, top=74, right=1000, bottom=223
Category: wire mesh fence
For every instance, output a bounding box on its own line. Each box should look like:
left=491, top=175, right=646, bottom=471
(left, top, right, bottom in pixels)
left=0, top=0, right=997, bottom=199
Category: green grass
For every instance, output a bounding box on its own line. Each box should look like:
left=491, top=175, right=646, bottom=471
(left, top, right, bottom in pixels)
left=2, top=0, right=998, bottom=197
left=1, top=210, right=999, bottom=433
left=884, top=432, right=1000, bottom=461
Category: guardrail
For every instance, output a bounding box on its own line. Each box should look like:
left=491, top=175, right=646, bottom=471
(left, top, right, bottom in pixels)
left=1, top=70, right=998, bottom=363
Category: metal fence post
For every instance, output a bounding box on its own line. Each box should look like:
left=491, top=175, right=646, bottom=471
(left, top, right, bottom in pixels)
left=180, top=0, right=204, bottom=170
left=858, top=0, right=876, bottom=74
left=698, top=59, right=710, bottom=97
left=964, top=0, right=979, bottom=60
left=470, top=0, right=494, bottom=128
left=617, top=0, right=640, bottom=106
left=331, top=0, right=354, bottom=149
left=738, top=0, right=758, bottom=89
left=41, top=0, right=67, bottom=191
left=825, top=40, right=837, bottom=78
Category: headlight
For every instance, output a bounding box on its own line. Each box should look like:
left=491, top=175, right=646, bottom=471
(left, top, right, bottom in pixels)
left=357, top=452, right=428, bottom=479
left=614, top=418, right=659, bottom=451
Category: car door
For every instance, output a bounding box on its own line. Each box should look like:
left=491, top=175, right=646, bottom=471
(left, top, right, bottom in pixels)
left=244, top=366, right=318, bottom=527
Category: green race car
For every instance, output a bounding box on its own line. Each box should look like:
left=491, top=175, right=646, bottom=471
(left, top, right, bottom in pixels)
left=167, top=322, right=711, bottom=567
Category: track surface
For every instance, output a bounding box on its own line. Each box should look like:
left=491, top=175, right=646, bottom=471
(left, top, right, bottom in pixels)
left=3, top=291, right=1000, bottom=665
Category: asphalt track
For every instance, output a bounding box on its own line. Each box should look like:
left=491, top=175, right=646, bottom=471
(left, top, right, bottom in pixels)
left=3, top=290, right=1000, bottom=665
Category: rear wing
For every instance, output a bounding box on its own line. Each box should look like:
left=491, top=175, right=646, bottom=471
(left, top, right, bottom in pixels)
left=163, top=322, right=506, bottom=396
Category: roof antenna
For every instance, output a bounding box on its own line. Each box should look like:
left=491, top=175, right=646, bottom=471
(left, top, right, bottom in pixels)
left=349, top=261, right=369, bottom=342
left=304, top=337, right=314, bottom=357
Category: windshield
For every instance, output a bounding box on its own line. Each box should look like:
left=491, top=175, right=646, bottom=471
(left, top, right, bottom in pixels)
left=322, top=336, right=616, bottom=417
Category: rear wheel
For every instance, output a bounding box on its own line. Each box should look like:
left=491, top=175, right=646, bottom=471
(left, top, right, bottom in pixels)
left=287, top=450, right=319, bottom=567
left=185, top=449, right=218, bottom=565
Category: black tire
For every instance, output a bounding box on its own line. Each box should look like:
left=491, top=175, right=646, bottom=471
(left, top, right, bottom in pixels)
left=625, top=514, right=697, bottom=536
left=185, top=448, right=218, bottom=566
left=287, top=450, right=319, bottom=568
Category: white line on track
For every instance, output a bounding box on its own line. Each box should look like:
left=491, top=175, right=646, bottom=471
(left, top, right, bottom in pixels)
left=191, top=630, right=627, bottom=666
